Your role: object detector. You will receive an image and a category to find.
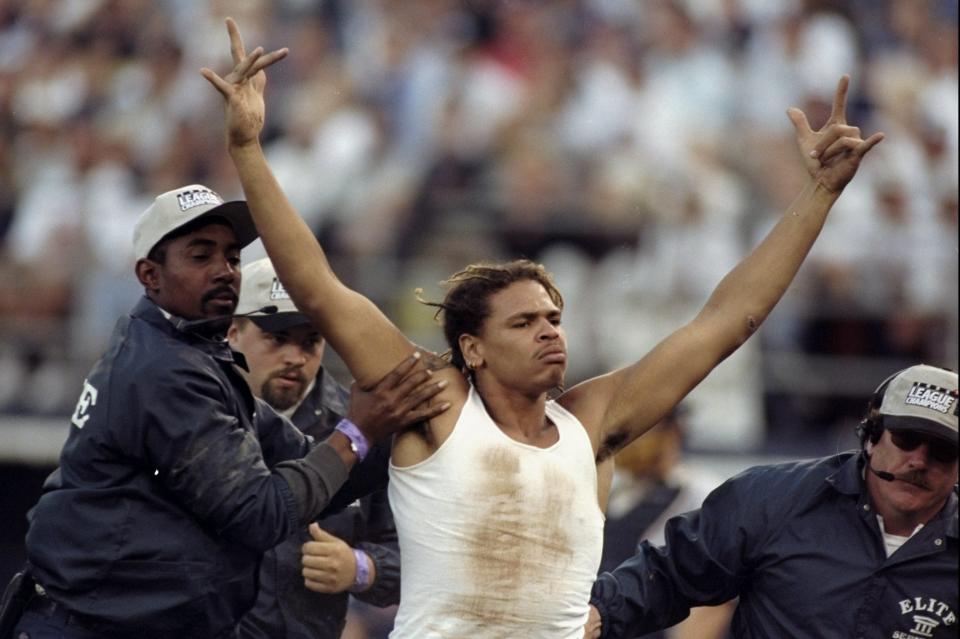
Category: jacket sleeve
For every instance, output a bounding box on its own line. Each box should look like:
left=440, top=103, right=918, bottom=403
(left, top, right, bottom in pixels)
left=353, top=488, right=400, bottom=607
left=591, top=473, right=763, bottom=638
left=137, top=365, right=321, bottom=551
left=255, top=397, right=313, bottom=466
left=321, top=438, right=391, bottom=515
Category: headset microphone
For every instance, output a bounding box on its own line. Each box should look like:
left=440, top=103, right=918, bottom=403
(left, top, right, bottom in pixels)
left=244, top=305, right=279, bottom=316
left=863, top=447, right=897, bottom=482
left=175, top=305, right=279, bottom=331
left=867, top=465, right=896, bottom=482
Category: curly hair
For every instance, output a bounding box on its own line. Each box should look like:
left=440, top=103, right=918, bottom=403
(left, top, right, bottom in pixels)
left=419, top=259, right=564, bottom=372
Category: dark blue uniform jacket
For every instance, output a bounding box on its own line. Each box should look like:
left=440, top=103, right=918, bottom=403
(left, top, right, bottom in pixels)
left=592, top=452, right=958, bottom=639
left=24, top=297, right=320, bottom=638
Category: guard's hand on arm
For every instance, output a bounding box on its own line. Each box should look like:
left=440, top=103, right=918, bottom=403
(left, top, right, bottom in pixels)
left=583, top=604, right=602, bottom=639
left=200, top=17, right=288, bottom=148
left=786, top=74, right=883, bottom=194
left=347, top=352, right=450, bottom=444
left=302, top=523, right=372, bottom=594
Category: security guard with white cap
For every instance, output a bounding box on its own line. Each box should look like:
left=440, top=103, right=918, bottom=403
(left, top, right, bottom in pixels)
left=2, top=185, right=445, bottom=639
left=229, top=258, right=402, bottom=639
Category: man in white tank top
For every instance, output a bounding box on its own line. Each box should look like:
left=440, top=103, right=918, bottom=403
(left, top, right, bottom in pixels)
left=203, top=20, right=883, bottom=638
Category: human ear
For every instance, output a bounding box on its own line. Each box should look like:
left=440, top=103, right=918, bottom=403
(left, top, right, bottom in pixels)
left=459, top=334, right=483, bottom=370
left=135, top=259, right=160, bottom=293
left=226, top=321, right=241, bottom=346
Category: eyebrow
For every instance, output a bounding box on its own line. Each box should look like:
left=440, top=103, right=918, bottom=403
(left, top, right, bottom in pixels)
left=505, top=309, right=561, bottom=322
left=183, top=238, right=241, bottom=252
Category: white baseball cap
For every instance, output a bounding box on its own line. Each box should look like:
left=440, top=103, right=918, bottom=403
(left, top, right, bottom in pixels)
left=236, top=258, right=312, bottom=332
left=879, top=364, right=958, bottom=445
left=133, top=184, right=258, bottom=260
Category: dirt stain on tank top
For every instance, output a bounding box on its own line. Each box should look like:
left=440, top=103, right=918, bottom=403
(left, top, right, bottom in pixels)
left=448, top=444, right=576, bottom=629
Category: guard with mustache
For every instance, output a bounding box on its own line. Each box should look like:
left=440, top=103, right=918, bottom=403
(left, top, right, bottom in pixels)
left=6, top=185, right=448, bottom=639
left=590, top=364, right=958, bottom=639
left=228, top=258, right=403, bottom=639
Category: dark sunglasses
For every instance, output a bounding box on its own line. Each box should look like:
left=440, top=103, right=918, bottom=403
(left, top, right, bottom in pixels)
left=889, top=430, right=959, bottom=464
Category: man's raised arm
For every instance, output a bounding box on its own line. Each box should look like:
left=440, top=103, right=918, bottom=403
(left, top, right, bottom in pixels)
left=562, top=75, right=884, bottom=460
left=201, top=18, right=413, bottom=387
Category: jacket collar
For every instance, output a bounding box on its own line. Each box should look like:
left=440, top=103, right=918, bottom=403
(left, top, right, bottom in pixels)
left=825, top=451, right=866, bottom=497
left=293, top=368, right=347, bottom=420
left=132, top=296, right=247, bottom=368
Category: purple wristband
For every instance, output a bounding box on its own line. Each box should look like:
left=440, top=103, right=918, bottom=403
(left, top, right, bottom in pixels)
left=351, top=549, right=371, bottom=592
left=335, top=418, right=370, bottom=461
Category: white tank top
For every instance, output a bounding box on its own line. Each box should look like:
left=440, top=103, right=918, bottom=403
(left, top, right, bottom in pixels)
left=388, top=385, right=605, bottom=638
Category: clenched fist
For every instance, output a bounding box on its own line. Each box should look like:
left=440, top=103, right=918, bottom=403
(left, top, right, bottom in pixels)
left=301, top=523, right=373, bottom=594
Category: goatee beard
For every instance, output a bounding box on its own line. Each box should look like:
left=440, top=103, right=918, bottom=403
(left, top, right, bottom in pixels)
left=262, top=380, right=304, bottom=411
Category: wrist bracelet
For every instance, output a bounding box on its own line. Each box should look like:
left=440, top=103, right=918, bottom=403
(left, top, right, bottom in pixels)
left=351, top=549, right=370, bottom=592
left=335, top=418, right=370, bottom=461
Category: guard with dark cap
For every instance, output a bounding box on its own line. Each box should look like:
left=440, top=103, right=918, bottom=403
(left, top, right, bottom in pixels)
left=1, top=185, right=446, bottom=639
left=589, top=364, right=958, bottom=639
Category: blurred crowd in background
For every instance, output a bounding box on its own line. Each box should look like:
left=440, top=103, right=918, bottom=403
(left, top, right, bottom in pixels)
left=0, top=0, right=956, bottom=452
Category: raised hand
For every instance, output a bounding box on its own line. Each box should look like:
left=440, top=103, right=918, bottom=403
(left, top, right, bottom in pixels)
left=200, top=17, right=288, bottom=148
left=787, top=75, right=884, bottom=193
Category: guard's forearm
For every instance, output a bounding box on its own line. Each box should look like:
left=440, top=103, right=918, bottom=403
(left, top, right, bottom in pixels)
left=274, top=441, right=352, bottom=525
left=355, top=542, right=401, bottom=606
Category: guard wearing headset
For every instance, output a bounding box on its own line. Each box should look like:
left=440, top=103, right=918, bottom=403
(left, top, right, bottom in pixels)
left=589, top=364, right=958, bottom=639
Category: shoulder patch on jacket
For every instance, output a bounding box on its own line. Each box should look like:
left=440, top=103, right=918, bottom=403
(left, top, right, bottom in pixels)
left=71, top=379, right=99, bottom=429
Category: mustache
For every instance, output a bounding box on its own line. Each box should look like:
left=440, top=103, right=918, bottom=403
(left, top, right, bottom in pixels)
left=269, top=367, right=308, bottom=385
left=895, top=470, right=931, bottom=490
left=200, top=286, right=238, bottom=307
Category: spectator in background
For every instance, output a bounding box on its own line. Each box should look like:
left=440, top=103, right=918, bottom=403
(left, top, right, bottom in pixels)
left=229, top=258, right=401, bottom=639
left=599, top=406, right=734, bottom=639
left=0, top=0, right=955, bottom=452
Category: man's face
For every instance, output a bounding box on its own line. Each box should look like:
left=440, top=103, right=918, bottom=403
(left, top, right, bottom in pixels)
left=142, top=223, right=241, bottom=326
left=466, top=279, right=567, bottom=395
left=867, top=428, right=958, bottom=526
left=228, top=320, right=324, bottom=411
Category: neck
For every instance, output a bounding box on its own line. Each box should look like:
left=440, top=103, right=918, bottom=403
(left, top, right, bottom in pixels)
left=877, top=511, right=931, bottom=537
left=278, top=396, right=305, bottom=420
left=151, top=297, right=231, bottom=338
left=475, top=377, right=551, bottom=440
